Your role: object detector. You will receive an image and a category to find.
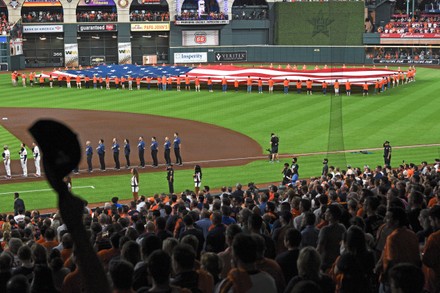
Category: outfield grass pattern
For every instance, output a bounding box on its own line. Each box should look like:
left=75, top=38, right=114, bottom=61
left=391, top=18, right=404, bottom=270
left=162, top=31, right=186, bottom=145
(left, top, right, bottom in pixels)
left=0, top=68, right=439, bottom=212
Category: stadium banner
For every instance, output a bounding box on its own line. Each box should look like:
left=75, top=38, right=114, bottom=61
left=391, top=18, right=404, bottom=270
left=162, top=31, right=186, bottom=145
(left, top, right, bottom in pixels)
left=22, top=0, right=61, bottom=7
left=175, top=20, right=229, bottom=25
left=182, top=30, right=219, bottom=46
left=137, top=0, right=161, bottom=4
left=78, top=0, right=116, bottom=6
left=373, top=58, right=440, bottom=65
left=118, top=42, right=132, bottom=65
left=130, top=23, right=170, bottom=31
left=91, top=56, right=106, bottom=65
left=78, top=24, right=117, bottom=32
left=174, top=52, right=208, bottom=63
left=65, top=43, right=79, bottom=67
left=214, top=51, right=247, bottom=62
left=23, top=25, right=63, bottom=33
left=380, top=33, right=440, bottom=38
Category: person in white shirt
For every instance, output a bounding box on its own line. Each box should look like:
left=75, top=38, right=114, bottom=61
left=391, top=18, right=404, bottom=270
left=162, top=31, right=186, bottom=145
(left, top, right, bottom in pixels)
left=3, top=145, right=11, bottom=179
left=19, top=143, right=28, bottom=177
left=32, top=142, right=41, bottom=177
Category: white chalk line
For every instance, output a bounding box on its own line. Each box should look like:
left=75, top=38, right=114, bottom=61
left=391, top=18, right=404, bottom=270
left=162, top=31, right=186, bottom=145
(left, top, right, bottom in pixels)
left=0, top=185, right=95, bottom=195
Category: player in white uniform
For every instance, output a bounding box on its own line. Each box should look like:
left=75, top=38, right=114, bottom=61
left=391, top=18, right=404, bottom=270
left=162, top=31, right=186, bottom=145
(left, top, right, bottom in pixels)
left=19, top=143, right=28, bottom=177
left=32, top=142, right=41, bottom=177
left=3, top=145, right=11, bottom=179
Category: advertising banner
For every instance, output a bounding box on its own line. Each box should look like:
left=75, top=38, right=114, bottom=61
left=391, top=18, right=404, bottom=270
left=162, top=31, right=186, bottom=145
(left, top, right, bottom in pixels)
left=214, top=51, right=247, bottom=62
left=78, top=24, right=117, bottom=32
left=175, top=20, right=229, bottom=25
left=373, top=58, right=440, bottom=65
left=118, top=42, right=132, bottom=65
left=182, top=30, right=219, bottom=46
left=22, top=0, right=61, bottom=7
left=174, top=52, right=207, bottom=63
left=380, top=33, right=440, bottom=38
left=78, top=0, right=116, bottom=6
left=137, top=0, right=161, bottom=4
left=65, top=43, right=79, bottom=67
left=91, top=56, right=106, bottom=65
left=23, top=25, right=63, bottom=33
left=131, top=23, right=170, bottom=31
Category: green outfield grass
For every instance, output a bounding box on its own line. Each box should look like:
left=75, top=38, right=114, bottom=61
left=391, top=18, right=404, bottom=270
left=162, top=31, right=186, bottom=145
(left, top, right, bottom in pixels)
left=0, top=67, right=439, bottom=212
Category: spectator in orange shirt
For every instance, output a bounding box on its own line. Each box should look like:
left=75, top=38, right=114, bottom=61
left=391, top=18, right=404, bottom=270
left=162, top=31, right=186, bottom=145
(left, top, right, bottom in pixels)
left=41, top=228, right=59, bottom=253
left=345, top=80, right=351, bottom=96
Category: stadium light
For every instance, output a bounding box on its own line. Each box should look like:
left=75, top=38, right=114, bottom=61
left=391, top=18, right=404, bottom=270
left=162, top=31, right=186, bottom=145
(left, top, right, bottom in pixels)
left=142, top=34, right=152, bottom=38
left=112, top=35, right=117, bottom=39
left=40, top=36, right=47, bottom=40
left=158, top=34, right=168, bottom=38
left=56, top=36, right=64, bottom=40
left=92, top=35, right=100, bottom=40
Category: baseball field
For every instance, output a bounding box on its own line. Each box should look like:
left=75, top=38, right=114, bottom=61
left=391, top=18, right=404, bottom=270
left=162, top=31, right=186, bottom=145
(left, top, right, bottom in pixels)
left=0, top=66, right=439, bottom=212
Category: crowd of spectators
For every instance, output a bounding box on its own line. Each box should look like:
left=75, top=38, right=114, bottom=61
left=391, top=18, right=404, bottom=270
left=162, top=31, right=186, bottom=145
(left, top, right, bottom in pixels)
left=1, top=159, right=440, bottom=292
left=22, top=11, right=63, bottom=23
left=366, top=46, right=440, bottom=60
left=378, top=13, right=440, bottom=33
left=76, top=11, right=117, bottom=22
left=1, top=13, right=11, bottom=35
left=129, top=10, right=170, bottom=22
left=232, top=7, right=268, bottom=20
left=175, top=11, right=228, bottom=21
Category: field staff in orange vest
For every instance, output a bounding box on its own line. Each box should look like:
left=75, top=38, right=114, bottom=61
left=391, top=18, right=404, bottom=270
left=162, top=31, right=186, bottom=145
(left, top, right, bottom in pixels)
left=21, top=73, right=27, bottom=87
left=345, top=80, right=351, bottom=96
left=85, top=75, right=90, bottom=89
left=39, top=75, right=44, bottom=87
left=57, top=74, right=63, bottom=87
left=362, top=82, right=369, bottom=96
left=195, top=76, right=200, bottom=92
left=66, top=75, right=71, bottom=88
left=185, top=74, right=190, bottom=91
left=29, top=72, right=34, bottom=87
left=93, top=75, right=97, bottom=89
left=283, top=78, right=289, bottom=94
left=306, top=79, right=313, bottom=95
left=333, top=79, right=340, bottom=96
left=258, top=78, right=263, bottom=94
left=268, top=78, right=274, bottom=94
left=76, top=75, right=82, bottom=89
left=49, top=75, right=53, bottom=88
left=234, top=79, right=239, bottom=92
left=322, top=81, right=328, bottom=95
left=114, top=76, right=120, bottom=90
left=136, top=76, right=141, bottom=90
left=207, top=77, right=213, bottom=92
left=176, top=76, right=181, bottom=91
left=296, top=80, right=302, bottom=94
left=246, top=76, right=252, bottom=93
left=221, top=77, right=227, bottom=93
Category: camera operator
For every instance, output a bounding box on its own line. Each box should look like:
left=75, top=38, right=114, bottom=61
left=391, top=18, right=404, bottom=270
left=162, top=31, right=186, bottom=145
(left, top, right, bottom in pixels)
left=270, top=133, right=279, bottom=162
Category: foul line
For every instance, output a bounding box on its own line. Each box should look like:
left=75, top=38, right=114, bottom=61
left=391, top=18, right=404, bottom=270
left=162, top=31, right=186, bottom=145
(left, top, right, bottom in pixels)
left=0, top=185, right=95, bottom=195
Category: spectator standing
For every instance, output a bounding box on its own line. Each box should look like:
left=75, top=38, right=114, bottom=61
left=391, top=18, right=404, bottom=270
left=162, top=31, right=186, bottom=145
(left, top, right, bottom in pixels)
left=96, top=139, right=105, bottom=171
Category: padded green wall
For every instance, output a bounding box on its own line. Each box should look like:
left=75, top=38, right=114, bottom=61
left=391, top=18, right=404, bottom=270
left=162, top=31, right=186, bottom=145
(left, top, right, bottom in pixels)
left=274, top=2, right=364, bottom=46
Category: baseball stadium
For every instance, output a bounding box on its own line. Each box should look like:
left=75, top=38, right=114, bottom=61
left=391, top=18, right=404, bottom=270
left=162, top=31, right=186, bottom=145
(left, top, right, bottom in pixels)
left=1, top=0, right=440, bottom=292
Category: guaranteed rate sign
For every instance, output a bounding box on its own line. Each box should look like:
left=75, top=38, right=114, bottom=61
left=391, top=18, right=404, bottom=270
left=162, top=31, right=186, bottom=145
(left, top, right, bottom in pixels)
left=215, top=51, right=247, bottom=62
left=78, top=24, right=118, bottom=32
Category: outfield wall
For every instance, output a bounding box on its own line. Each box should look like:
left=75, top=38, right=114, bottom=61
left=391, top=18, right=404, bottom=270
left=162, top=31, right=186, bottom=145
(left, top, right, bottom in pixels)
left=170, top=46, right=366, bottom=64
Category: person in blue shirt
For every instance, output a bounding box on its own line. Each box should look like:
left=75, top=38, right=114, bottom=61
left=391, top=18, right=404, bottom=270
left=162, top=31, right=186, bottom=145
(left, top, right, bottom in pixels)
left=124, top=138, right=130, bottom=168
left=173, top=132, right=183, bottom=166
left=164, top=136, right=171, bottom=166
left=112, top=137, right=120, bottom=170
left=151, top=136, right=158, bottom=167
left=86, top=140, right=93, bottom=173
left=138, top=136, right=145, bottom=168
left=96, top=139, right=105, bottom=171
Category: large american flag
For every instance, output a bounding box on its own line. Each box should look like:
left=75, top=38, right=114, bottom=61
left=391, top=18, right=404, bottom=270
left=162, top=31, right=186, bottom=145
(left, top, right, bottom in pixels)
left=44, top=64, right=401, bottom=85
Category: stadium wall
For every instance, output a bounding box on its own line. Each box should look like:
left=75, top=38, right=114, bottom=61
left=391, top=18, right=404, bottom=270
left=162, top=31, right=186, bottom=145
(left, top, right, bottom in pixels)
left=169, top=46, right=366, bottom=64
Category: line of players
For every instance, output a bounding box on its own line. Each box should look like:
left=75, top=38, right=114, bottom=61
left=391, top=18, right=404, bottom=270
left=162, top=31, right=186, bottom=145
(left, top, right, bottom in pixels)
left=10, top=67, right=416, bottom=95
left=79, top=132, right=183, bottom=174
left=2, top=143, right=41, bottom=179
left=1, top=133, right=183, bottom=178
